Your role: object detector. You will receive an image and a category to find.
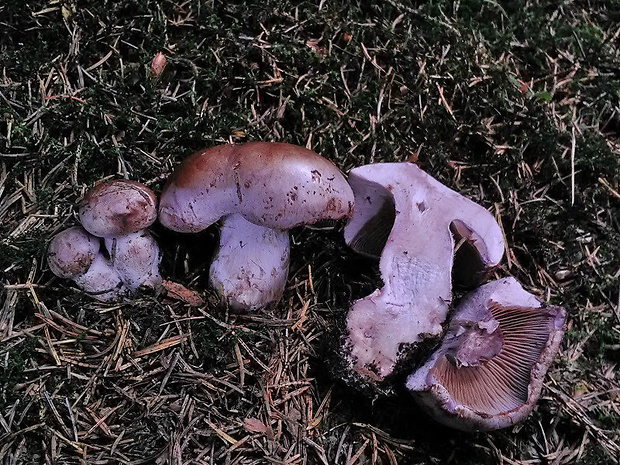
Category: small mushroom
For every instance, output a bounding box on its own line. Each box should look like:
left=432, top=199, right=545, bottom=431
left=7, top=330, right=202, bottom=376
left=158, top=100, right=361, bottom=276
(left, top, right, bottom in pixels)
left=406, top=277, right=566, bottom=431
left=343, top=162, right=504, bottom=382
left=79, top=179, right=162, bottom=291
left=104, top=231, right=161, bottom=291
left=79, top=179, right=158, bottom=238
left=47, top=226, right=124, bottom=301
left=159, top=142, right=354, bottom=310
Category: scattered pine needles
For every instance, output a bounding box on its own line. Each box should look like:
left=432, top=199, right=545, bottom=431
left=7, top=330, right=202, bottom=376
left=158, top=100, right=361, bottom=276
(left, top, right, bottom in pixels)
left=1, top=0, right=619, bottom=463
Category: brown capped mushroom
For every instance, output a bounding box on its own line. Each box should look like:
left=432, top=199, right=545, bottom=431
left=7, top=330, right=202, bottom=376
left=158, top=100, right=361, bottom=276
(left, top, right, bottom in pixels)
left=159, top=142, right=354, bottom=310
left=406, top=277, right=566, bottom=431
left=343, top=162, right=504, bottom=382
left=79, top=179, right=161, bottom=291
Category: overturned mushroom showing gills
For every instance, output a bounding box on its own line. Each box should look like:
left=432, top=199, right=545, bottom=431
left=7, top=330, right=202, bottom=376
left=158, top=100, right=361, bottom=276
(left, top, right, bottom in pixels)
left=47, top=226, right=124, bottom=301
left=79, top=179, right=161, bottom=291
left=406, top=277, right=566, bottom=431
left=343, top=162, right=504, bottom=382
left=159, top=142, right=354, bottom=310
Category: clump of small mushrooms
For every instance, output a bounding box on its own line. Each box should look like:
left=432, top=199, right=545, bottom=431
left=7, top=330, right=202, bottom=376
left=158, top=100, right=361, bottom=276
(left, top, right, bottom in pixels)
left=48, top=180, right=161, bottom=300
left=47, top=144, right=566, bottom=432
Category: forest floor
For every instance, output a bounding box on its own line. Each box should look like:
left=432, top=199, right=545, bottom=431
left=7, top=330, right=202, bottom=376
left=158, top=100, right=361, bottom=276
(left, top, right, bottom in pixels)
left=1, top=0, right=619, bottom=463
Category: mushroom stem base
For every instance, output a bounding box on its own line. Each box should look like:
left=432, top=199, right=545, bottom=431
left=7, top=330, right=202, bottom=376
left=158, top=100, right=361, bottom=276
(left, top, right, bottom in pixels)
left=210, top=213, right=290, bottom=311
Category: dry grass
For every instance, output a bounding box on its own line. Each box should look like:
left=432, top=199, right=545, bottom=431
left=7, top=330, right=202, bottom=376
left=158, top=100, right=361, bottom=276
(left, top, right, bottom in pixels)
left=1, top=0, right=619, bottom=464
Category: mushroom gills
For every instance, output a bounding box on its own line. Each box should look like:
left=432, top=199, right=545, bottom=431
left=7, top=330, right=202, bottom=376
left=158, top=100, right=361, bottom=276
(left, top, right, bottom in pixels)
left=345, top=176, right=396, bottom=258
left=451, top=220, right=495, bottom=289
left=407, top=277, right=566, bottom=431
left=348, top=196, right=395, bottom=258
left=434, top=303, right=558, bottom=414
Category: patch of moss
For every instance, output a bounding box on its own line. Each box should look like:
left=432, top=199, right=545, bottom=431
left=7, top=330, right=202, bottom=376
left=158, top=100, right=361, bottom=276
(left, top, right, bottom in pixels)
left=0, top=236, right=48, bottom=276
left=0, top=335, right=37, bottom=409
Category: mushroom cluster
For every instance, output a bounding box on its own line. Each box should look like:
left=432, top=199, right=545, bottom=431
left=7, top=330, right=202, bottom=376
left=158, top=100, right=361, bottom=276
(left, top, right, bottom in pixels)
left=340, top=161, right=566, bottom=431
left=48, top=180, right=161, bottom=300
left=47, top=143, right=565, bottom=432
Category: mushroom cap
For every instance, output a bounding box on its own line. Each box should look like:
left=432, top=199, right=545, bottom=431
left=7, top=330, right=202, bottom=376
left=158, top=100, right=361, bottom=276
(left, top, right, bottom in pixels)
left=406, top=277, right=566, bottom=431
left=48, top=226, right=100, bottom=279
left=159, top=142, right=354, bottom=233
left=209, top=213, right=290, bottom=311
left=79, top=180, right=158, bottom=238
left=342, top=162, right=505, bottom=381
left=104, top=230, right=161, bottom=291
left=47, top=226, right=126, bottom=301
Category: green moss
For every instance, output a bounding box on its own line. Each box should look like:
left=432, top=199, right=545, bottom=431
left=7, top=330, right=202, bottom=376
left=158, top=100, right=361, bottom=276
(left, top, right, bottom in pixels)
left=0, top=335, right=37, bottom=408
left=0, top=236, right=48, bottom=275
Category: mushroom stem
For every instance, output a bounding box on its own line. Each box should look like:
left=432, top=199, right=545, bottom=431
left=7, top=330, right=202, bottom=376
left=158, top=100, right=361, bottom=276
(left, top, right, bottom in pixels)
left=209, top=213, right=290, bottom=311
left=74, top=253, right=125, bottom=301
left=343, top=163, right=504, bottom=381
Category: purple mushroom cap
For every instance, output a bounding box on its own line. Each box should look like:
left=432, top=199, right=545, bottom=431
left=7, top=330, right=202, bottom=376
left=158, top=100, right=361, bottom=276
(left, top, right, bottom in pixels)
left=79, top=179, right=158, bottom=238
left=159, top=142, right=354, bottom=233
left=48, top=226, right=100, bottom=279
left=104, top=230, right=161, bottom=291
left=47, top=226, right=125, bottom=301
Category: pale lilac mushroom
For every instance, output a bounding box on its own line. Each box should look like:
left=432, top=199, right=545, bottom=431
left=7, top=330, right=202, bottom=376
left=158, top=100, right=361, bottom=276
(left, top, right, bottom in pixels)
left=79, top=180, right=161, bottom=291
left=47, top=226, right=124, bottom=301
left=343, top=162, right=505, bottom=382
left=406, top=277, right=566, bottom=431
left=103, top=231, right=160, bottom=291
left=158, top=142, right=354, bottom=311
